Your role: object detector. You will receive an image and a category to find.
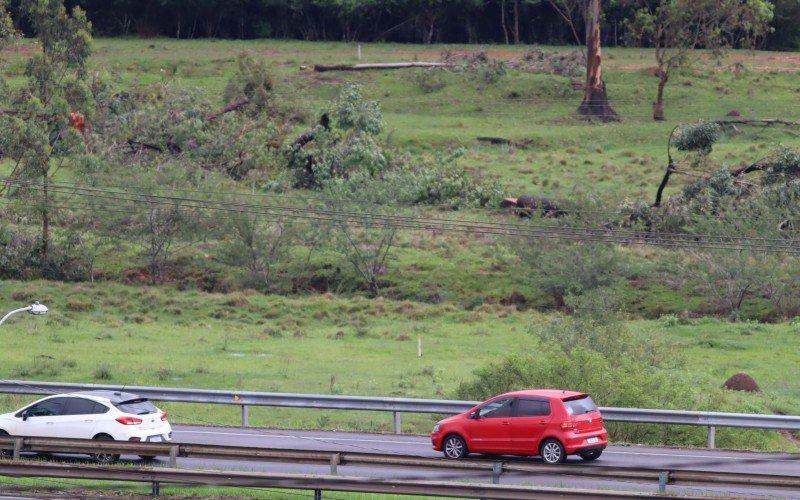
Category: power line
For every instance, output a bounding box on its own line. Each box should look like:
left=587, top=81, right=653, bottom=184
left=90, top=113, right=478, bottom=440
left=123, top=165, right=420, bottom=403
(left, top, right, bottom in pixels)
left=3, top=177, right=799, bottom=254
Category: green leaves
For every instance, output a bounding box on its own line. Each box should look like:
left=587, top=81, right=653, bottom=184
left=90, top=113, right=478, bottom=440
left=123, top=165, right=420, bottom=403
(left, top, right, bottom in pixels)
left=330, top=82, right=384, bottom=135
left=673, top=121, right=721, bottom=155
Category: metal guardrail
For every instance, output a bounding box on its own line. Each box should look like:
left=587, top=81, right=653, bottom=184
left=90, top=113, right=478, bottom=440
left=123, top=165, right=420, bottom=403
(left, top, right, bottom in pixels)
left=1, top=380, right=799, bottom=448
left=2, top=437, right=799, bottom=495
left=0, top=461, right=685, bottom=499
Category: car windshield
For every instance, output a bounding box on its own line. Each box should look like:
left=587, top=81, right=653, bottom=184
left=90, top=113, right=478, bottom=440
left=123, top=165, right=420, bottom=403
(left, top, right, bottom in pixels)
left=564, top=396, right=598, bottom=415
left=114, top=398, right=158, bottom=415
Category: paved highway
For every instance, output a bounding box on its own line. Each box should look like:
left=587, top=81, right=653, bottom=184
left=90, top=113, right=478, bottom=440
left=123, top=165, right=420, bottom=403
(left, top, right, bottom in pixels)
left=163, top=425, right=800, bottom=497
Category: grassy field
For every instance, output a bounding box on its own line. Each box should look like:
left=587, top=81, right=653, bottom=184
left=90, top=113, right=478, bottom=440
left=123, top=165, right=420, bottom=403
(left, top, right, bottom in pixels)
left=2, top=39, right=800, bottom=456
left=0, top=279, right=798, bottom=452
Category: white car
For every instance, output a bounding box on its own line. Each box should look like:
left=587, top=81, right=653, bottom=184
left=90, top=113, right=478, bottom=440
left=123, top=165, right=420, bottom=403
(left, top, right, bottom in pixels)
left=0, top=390, right=172, bottom=462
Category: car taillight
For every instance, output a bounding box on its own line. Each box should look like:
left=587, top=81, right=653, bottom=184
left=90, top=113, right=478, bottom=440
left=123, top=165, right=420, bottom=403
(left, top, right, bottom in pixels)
left=160, top=411, right=168, bottom=421
left=116, top=416, right=143, bottom=425
left=560, top=420, right=576, bottom=431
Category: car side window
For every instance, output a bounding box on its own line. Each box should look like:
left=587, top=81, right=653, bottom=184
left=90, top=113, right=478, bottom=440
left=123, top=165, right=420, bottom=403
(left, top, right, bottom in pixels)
left=65, top=397, right=109, bottom=415
left=25, top=397, right=69, bottom=417
left=516, top=398, right=551, bottom=417
left=478, top=398, right=514, bottom=418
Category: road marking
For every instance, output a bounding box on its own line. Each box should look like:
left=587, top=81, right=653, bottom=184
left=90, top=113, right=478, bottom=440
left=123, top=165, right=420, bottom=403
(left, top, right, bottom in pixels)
left=606, top=450, right=794, bottom=463
left=175, top=430, right=425, bottom=445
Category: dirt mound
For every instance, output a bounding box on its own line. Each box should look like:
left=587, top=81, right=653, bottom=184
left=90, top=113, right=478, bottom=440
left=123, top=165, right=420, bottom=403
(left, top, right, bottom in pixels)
left=722, top=373, right=761, bottom=392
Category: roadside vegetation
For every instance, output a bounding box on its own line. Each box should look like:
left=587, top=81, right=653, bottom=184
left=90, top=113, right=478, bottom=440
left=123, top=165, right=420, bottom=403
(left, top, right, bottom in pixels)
left=1, top=2, right=799, bottom=454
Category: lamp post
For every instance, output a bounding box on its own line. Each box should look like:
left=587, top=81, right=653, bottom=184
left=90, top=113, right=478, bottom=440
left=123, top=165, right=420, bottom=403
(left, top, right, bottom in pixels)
left=0, top=301, right=49, bottom=326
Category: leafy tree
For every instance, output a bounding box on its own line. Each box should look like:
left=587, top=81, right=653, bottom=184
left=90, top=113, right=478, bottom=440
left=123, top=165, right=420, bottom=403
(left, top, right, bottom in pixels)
left=0, top=0, right=93, bottom=271
left=0, top=0, right=18, bottom=46
left=289, top=82, right=386, bottom=189
left=515, top=237, right=625, bottom=310
left=624, top=0, right=773, bottom=120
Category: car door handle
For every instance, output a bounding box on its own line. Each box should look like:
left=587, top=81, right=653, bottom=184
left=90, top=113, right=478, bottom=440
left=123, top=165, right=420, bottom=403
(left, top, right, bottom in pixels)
left=501, top=421, right=510, bottom=425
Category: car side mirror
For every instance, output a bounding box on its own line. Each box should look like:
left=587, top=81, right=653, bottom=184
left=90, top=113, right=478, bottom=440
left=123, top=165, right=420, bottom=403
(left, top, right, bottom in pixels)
left=21, top=410, right=28, bottom=421
left=470, top=411, right=480, bottom=419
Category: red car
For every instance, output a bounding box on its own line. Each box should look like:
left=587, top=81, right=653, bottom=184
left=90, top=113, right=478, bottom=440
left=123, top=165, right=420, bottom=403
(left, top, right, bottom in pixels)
left=431, top=389, right=607, bottom=464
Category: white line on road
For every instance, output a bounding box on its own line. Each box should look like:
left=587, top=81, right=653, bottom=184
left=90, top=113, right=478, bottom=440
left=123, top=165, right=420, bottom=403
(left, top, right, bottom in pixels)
left=175, top=430, right=425, bottom=445
left=605, top=450, right=795, bottom=463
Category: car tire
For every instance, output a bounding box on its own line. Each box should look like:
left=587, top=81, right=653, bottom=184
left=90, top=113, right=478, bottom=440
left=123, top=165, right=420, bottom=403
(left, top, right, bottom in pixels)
left=0, top=430, right=10, bottom=459
left=579, top=450, right=602, bottom=461
left=540, top=438, right=566, bottom=464
left=91, top=434, right=120, bottom=464
left=442, top=434, right=468, bottom=459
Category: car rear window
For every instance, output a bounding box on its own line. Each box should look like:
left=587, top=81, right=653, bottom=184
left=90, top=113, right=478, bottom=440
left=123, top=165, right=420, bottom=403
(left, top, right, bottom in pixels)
left=564, top=396, right=598, bottom=415
left=114, top=398, right=159, bottom=415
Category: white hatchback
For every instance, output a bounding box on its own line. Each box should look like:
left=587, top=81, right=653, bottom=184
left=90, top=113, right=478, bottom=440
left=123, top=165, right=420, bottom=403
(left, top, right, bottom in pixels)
left=0, top=390, right=172, bottom=462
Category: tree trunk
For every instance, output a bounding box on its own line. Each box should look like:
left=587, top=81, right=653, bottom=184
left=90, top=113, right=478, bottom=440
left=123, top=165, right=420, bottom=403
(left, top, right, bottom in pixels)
left=577, top=0, right=619, bottom=122
left=500, top=0, right=510, bottom=45
left=653, top=70, right=668, bottom=121
left=513, top=0, right=520, bottom=44
left=41, top=174, right=49, bottom=271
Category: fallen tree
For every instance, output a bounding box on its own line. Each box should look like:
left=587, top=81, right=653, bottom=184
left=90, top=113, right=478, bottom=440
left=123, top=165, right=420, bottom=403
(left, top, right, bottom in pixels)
left=313, top=62, right=450, bottom=72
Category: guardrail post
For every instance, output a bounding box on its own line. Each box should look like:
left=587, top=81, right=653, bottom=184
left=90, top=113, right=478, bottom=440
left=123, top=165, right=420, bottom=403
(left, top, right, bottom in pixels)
left=169, top=445, right=179, bottom=468
left=393, top=412, right=401, bottom=434
left=13, top=437, right=22, bottom=460
left=707, top=426, right=715, bottom=449
left=152, top=481, right=160, bottom=496
left=330, top=453, right=340, bottom=475
left=658, top=471, right=669, bottom=493
left=241, top=405, right=249, bottom=428
left=492, top=461, right=503, bottom=484
left=314, top=490, right=322, bottom=500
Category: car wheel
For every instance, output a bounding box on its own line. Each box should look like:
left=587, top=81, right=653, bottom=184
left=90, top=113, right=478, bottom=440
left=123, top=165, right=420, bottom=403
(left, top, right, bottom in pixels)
left=91, top=435, right=120, bottom=464
left=442, top=434, right=468, bottom=459
left=540, top=439, right=566, bottom=464
left=0, top=430, right=10, bottom=459
left=579, top=450, right=602, bottom=461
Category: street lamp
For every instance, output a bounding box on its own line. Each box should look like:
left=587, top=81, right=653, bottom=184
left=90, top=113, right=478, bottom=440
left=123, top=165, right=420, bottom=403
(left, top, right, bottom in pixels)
left=0, top=301, right=49, bottom=326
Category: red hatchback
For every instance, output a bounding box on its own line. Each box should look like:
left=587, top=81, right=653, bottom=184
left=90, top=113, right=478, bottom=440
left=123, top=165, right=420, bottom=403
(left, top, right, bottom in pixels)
left=431, top=389, right=607, bottom=464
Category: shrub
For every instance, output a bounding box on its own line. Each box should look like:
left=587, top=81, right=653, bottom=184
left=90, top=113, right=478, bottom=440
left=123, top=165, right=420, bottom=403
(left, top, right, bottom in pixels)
left=93, top=363, right=113, bottom=380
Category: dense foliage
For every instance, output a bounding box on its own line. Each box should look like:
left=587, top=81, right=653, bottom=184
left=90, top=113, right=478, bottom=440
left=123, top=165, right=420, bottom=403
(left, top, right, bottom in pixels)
left=2, top=0, right=797, bottom=49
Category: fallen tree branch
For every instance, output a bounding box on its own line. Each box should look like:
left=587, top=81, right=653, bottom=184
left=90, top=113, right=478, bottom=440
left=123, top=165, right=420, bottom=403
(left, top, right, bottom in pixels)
left=127, top=140, right=163, bottom=154
left=476, top=137, right=534, bottom=148
left=714, top=119, right=800, bottom=128
left=314, top=62, right=451, bottom=72
left=207, top=98, right=250, bottom=121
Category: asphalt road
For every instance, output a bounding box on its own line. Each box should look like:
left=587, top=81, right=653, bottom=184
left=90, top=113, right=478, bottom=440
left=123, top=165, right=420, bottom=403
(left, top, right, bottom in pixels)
left=161, top=425, right=800, bottom=497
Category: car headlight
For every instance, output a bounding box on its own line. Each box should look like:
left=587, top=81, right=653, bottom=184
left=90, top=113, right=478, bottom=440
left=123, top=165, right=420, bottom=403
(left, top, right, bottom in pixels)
left=432, top=424, right=441, bottom=433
